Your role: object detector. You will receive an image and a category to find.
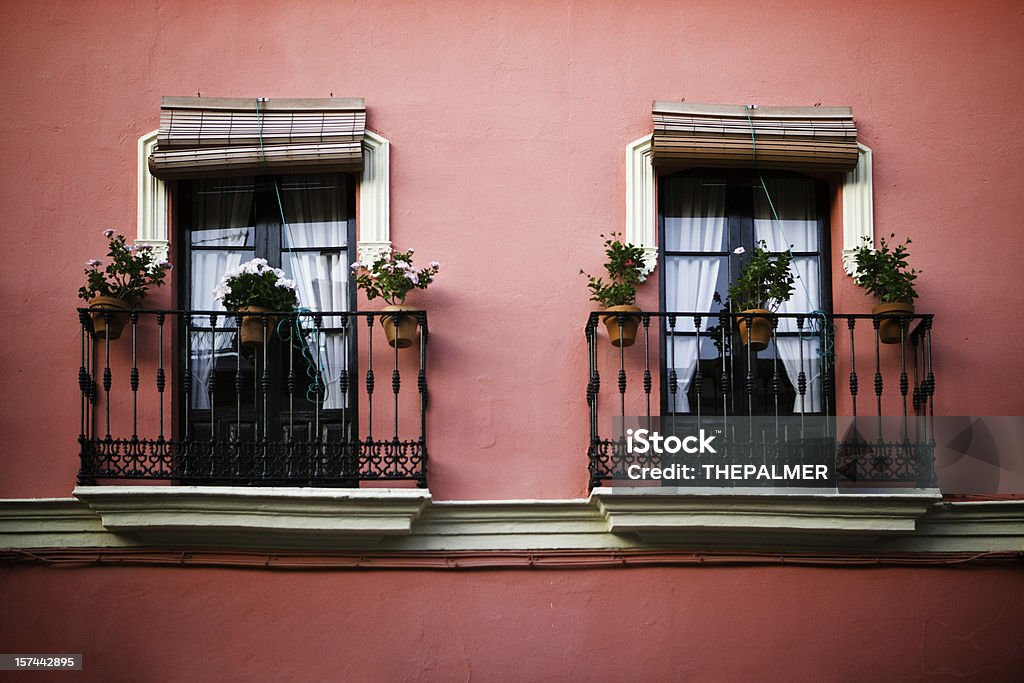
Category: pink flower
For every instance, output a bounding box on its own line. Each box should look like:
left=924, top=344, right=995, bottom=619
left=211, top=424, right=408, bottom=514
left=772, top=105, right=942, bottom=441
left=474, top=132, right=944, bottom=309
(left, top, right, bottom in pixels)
left=103, top=229, right=115, bottom=238
left=625, top=259, right=635, bottom=267
left=86, top=259, right=102, bottom=268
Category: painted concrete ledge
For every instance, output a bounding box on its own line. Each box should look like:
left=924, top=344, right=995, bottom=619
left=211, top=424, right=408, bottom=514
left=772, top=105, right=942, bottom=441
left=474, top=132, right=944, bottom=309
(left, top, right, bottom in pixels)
left=71, top=486, right=431, bottom=549
left=1, top=488, right=1021, bottom=553
left=591, top=487, right=944, bottom=547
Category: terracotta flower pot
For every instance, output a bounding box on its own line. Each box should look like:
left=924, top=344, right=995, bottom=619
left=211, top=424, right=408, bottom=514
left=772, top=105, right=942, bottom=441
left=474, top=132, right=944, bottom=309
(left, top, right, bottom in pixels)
left=89, top=296, right=130, bottom=340
left=601, top=305, right=642, bottom=348
left=237, top=306, right=275, bottom=347
left=381, top=304, right=419, bottom=349
left=873, top=302, right=915, bottom=344
left=737, top=308, right=772, bottom=352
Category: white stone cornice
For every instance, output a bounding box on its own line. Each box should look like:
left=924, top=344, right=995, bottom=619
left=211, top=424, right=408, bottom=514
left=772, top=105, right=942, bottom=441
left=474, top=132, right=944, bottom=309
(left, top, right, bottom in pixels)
left=3, top=493, right=1022, bottom=553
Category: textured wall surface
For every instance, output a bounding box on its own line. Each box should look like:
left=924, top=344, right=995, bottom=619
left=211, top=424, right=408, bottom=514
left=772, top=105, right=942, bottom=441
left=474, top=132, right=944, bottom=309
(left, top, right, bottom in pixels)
left=2, top=1, right=1023, bottom=500
left=1, top=563, right=1022, bottom=681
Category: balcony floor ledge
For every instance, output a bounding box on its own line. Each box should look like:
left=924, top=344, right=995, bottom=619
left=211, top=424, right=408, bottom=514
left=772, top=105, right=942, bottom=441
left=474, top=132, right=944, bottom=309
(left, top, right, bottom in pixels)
left=590, top=487, right=943, bottom=546
left=72, top=486, right=432, bottom=549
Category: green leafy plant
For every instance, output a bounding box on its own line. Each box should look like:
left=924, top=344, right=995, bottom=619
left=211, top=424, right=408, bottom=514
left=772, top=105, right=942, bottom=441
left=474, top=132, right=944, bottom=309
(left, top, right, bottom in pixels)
left=352, top=249, right=440, bottom=306
left=852, top=234, right=920, bottom=303
left=78, top=229, right=171, bottom=305
left=727, top=241, right=795, bottom=311
left=580, top=233, right=652, bottom=308
left=213, top=258, right=299, bottom=311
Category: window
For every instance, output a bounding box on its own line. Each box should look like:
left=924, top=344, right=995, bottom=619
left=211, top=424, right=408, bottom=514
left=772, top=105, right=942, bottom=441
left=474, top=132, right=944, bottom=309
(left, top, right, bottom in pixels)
left=658, top=170, right=831, bottom=416
left=179, top=173, right=357, bottom=448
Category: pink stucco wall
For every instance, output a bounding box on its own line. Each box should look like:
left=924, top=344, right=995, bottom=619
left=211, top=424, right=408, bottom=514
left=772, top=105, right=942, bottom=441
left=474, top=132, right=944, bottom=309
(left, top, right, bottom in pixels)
left=1, top=1, right=1023, bottom=503
left=1, top=563, right=1021, bottom=681
left=2, top=2, right=1024, bottom=680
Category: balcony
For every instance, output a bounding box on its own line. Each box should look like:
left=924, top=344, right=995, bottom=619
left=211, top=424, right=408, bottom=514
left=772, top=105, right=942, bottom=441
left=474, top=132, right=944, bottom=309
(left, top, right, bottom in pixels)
left=586, top=310, right=936, bottom=490
left=76, top=308, right=428, bottom=488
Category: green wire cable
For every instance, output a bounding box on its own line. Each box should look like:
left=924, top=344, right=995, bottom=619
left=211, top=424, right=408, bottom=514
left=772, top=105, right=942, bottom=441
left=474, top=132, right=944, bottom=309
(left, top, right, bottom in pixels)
left=255, top=99, right=330, bottom=404
left=745, top=106, right=834, bottom=364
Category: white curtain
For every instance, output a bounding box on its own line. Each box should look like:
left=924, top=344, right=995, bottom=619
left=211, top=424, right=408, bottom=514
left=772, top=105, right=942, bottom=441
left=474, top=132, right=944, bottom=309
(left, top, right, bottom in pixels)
left=280, top=175, right=350, bottom=410
left=662, top=177, right=726, bottom=412
left=189, top=181, right=254, bottom=409
left=754, top=177, right=822, bottom=412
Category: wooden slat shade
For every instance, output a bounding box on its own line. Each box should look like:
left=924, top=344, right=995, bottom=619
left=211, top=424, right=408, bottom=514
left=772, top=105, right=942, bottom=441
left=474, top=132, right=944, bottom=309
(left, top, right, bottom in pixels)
left=149, top=97, right=366, bottom=179
left=652, top=101, right=858, bottom=172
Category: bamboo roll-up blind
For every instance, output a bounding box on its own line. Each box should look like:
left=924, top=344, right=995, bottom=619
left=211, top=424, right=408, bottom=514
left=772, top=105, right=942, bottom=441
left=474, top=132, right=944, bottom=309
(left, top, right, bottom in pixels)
left=149, top=97, right=366, bottom=179
left=652, top=101, right=858, bottom=172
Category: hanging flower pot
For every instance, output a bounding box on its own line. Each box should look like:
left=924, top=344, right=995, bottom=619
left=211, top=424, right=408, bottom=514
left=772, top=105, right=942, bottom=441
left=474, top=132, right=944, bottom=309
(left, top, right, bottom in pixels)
left=89, top=296, right=130, bottom=340
left=380, top=304, right=419, bottom=349
left=852, top=235, right=921, bottom=346
left=872, top=302, right=915, bottom=344
left=737, top=309, right=772, bottom=352
left=601, top=305, right=641, bottom=348
left=237, top=306, right=275, bottom=347
left=79, top=229, right=170, bottom=341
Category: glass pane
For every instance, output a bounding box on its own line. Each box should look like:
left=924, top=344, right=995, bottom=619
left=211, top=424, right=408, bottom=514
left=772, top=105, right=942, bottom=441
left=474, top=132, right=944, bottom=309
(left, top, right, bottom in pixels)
left=665, top=255, right=728, bottom=328
left=662, top=176, right=727, bottom=252
left=190, top=178, right=255, bottom=246
left=283, top=251, right=350, bottom=321
left=774, top=256, right=822, bottom=331
left=752, top=177, right=818, bottom=251
left=191, top=250, right=250, bottom=318
left=280, top=174, right=348, bottom=248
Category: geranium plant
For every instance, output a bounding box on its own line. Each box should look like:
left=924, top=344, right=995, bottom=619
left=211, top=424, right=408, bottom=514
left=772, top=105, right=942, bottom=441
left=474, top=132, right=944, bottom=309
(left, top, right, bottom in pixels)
left=852, top=234, right=920, bottom=304
left=213, top=258, right=299, bottom=311
left=351, top=249, right=440, bottom=306
left=727, top=241, right=795, bottom=311
left=580, top=233, right=651, bottom=308
left=78, top=229, right=171, bottom=305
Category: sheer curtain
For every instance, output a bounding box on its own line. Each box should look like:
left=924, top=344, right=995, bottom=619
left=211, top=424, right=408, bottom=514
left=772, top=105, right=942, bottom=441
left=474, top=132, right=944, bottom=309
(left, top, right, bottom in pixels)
left=754, top=177, right=822, bottom=412
left=189, top=181, right=254, bottom=409
left=663, top=177, right=727, bottom=412
left=281, top=175, right=350, bottom=410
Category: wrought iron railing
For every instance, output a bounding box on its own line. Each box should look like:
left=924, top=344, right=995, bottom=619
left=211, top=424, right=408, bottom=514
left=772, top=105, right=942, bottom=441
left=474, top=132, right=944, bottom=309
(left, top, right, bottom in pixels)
left=77, top=308, right=428, bottom=487
left=586, top=310, right=936, bottom=489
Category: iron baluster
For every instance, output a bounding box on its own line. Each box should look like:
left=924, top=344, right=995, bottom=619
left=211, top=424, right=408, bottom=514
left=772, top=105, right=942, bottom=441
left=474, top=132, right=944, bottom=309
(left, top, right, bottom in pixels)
left=130, top=310, right=139, bottom=440
left=643, top=315, right=652, bottom=422
left=667, top=314, right=677, bottom=415
left=617, top=312, right=627, bottom=422
left=771, top=315, right=779, bottom=438
left=393, top=313, right=401, bottom=442
left=417, top=311, right=428, bottom=489
left=847, top=317, right=858, bottom=418
left=366, top=313, right=375, bottom=441
left=156, top=312, right=165, bottom=441
left=103, top=314, right=111, bottom=440
left=261, top=313, right=270, bottom=444
left=797, top=316, right=806, bottom=424
left=872, top=314, right=883, bottom=442
left=745, top=312, right=754, bottom=418
left=314, top=314, right=323, bottom=442
left=208, top=313, right=217, bottom=442
left=234, top=312, right=243, bottom=449
left=693, top=315, right=702, bottom=424
left=287, top=313, right=296, bottom=442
